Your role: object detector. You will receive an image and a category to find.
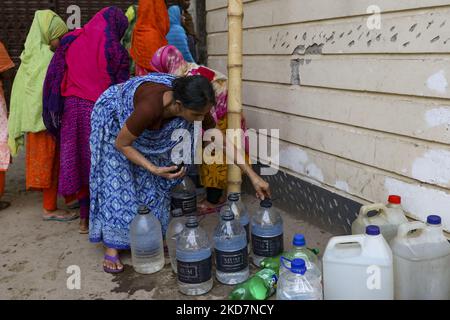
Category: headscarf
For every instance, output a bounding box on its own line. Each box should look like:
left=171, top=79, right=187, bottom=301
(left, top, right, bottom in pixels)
left=8, top=10, right=67, bottom=156
left=121, top=5, right=138, bottom=51
left=166, top=6, right=194, bottom=63
left=151, top=45, right=228, bottom=122
left=43, top=7, right=129, bottom=136
left=130, top=0, right=169, bottom=72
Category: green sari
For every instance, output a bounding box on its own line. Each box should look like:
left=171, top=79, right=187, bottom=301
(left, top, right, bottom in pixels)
left=8, top=10, right=68, bottom=156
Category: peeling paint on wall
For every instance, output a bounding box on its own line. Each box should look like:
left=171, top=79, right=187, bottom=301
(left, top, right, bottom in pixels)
left=385, top=178, right=450, bottom=231
left=335, top=180, right=350, bottom=192
left=412, top=149, right=450, bottom=185
left=426, top=70, right=448, bottom=94
left=279, top=146, right=324, bottom=183
left=425, top=107, right=450, bottom=127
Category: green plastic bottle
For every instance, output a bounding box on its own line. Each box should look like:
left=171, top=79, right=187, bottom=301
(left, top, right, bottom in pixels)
left=228, top=268, right=278, bottom=300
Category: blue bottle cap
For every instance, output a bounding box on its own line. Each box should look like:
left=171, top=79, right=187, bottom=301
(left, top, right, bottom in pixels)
left=427, top=215, right=441, bottom=225
left=366, top=225, right=380, bottom=236
left=290, top=258, right=307, bottom=275
left=293, top=234, right=306, bottom=246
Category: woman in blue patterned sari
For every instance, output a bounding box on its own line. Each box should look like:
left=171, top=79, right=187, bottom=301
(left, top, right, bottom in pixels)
left=89, top=73, right=271, bottom=273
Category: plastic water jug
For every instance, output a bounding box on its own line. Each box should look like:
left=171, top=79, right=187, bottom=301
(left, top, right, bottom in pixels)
left=214, top=205, right=249, bottom=285
left=323, top=225, right=394, bottom=300
left=130, top=205, right=165, bottom=274
left=276, top=258, right=323, bottom=300
left=352, top=195, right=408, bottom=243
left=391, top=215, right=450, bottom=300
left=177, top=216, right=213, bottom=295
left=251, top=198, right=284, bottom=267
left=171, top=176, right=197, bottom=215
left=280, top=234, right=322, bottom=280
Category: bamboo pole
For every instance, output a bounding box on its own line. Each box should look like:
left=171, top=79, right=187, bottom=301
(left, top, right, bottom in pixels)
left=227, top=0, right=243, bottom=194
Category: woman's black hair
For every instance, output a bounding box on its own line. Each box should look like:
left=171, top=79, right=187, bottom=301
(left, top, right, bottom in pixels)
left=172, top=75, right=216, bottom=111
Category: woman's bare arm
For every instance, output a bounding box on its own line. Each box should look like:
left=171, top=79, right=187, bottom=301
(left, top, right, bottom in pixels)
left=115, top=124, right=185, bottom=179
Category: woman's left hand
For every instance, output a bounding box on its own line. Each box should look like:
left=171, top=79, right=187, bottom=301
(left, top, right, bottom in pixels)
left=250, top=175, right=271, bottom=200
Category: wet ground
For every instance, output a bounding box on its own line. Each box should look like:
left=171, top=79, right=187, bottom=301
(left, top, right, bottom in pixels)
left=0, top=153, right=333, bottom=300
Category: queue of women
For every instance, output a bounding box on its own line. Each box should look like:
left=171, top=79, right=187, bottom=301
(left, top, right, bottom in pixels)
left=0, top=0, right=271, bottom=273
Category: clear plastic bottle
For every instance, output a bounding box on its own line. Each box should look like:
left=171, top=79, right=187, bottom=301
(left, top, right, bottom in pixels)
left=214, top=205, right=249, bottom=285
left=171, top=176, right=197, bottom=215
left=251, top=198, right=284, bottom=267
left=280, top=234, right=322, bottom=280
left=166, top=208, right=185, bottom=274
left=228, top=193, right=250, bottom=247
left=276, top=258, right=323, bottom=300
left=177, top=216, right=213, bottom=295
left=130, top=205, right=165, bottom=274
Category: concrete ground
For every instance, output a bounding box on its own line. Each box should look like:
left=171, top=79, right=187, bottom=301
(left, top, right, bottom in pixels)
left=0, top=153, right=333, bottom=300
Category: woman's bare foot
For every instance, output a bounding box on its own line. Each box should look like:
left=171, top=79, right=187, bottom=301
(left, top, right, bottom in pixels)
left=103, top=248, right=124, bottom=273
left=79, top=218, right=89, bottom=234
left=43, top=209, right=79, bottom=222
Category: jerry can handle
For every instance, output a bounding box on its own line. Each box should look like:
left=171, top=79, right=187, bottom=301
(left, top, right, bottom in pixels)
left=325, top=235, right=365, bottom=253
left=359, top=203, right=388, bottom=224
left=396, top=221, right=426, bottom=240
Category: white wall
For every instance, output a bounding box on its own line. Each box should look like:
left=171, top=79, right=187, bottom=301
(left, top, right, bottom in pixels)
left=206, top=0, right=450, bottom=232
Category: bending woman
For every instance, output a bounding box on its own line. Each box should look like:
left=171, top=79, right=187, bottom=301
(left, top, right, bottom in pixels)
left=89, top=73, right=270, bottom=273
left=151, top=45, right=249, bottom=213
left=43, top=6, right=129, bottom=234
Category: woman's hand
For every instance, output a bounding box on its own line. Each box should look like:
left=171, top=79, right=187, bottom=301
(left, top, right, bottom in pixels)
left=250, top=174, right=271, bottom=200
left=149, top=165, right=187, bottom=180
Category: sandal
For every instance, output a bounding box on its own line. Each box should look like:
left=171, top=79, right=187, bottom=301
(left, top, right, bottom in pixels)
left=0, top=201, right=10, bottom=211
left=103, top=254, right=124, bottom=274
left=43, top=211, right=79, bottom=222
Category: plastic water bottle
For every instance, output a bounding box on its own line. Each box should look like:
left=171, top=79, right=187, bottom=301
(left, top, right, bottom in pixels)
left=130, top=205, right=165, bottom=274
left=166, top=208, right=185, bottom=273
left=251, top=198, right=284, bottom=267
left=171, top=176, right=197, bottom=215
left=228, top=193, right=250, bottom=247
left=276, top=258, right=323, bottom=300
left=177, top=216, right=213, bottom=295
left=214, top=205, right=249, bottom=285
left=280, top=234, right=322, bottom=280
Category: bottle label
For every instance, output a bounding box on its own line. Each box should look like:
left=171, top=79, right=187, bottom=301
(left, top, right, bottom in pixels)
left=215, top=247, right=248, bottom=273
left=251, top=233, right=284, bottom=257
left=177, top=256, right=212, bottom=284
